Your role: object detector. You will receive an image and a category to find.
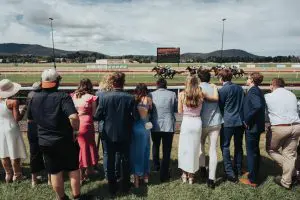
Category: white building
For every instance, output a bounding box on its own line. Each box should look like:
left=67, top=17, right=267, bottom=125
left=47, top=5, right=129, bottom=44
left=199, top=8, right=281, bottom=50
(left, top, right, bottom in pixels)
left=87, top=59, right=129, bottom=70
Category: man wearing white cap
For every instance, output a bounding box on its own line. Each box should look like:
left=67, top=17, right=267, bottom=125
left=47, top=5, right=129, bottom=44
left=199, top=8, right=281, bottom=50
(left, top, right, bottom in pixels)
left=28, top=68, right=81, bottom=200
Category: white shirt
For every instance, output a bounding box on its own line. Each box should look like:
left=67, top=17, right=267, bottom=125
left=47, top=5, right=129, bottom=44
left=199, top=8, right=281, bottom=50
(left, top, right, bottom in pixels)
left=265, top=88, right=300, bottom=125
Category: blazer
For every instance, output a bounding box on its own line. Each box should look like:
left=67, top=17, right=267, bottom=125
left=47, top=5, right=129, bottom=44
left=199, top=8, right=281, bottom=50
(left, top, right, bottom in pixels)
left=219, top=82, right=244, bottom=127
left=94, top=89, right=135, bottom=143
left=243, top=86, right=266, bottom=133
left=150, top=88, right=177, bottom=132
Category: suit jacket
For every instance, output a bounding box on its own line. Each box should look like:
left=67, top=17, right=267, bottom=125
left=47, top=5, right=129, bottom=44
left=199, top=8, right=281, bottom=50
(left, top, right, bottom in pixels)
left=150, top=88, right=177, bottom=132
left=94, top=89, right=134, bottom=143
left=243, top=86, right=266, bottom=133
left=219, top=82, right=244, bottom=127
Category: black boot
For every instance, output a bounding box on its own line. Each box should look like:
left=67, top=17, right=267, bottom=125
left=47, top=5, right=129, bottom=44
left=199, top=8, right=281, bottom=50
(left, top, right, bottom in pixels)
left=207, top=179, right=215, bottom=189
left=199, top=167, right=207, bottom=179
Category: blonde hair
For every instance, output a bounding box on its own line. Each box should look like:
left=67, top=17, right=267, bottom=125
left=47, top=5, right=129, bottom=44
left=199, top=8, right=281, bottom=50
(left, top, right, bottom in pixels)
left=183, top=75, right=203, bottom=108
left=99, top=74, right=114, bottom=92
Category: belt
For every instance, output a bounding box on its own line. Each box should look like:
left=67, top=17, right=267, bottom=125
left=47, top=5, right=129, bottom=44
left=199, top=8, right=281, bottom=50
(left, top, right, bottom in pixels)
left=272, top=123, right=300, bottom=127
left=183, top=115, right=200, bottom=118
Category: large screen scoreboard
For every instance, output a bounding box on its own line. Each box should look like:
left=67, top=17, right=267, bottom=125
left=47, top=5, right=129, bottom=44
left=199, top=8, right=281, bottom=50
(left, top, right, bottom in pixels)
left=157, top=47, right=180, bottom=63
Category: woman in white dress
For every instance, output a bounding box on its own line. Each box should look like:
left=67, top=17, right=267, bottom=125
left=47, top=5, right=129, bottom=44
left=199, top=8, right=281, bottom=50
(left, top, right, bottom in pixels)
left=178, top=75, right=218, bottom=184
left=0, top=79, right=27, bottom=183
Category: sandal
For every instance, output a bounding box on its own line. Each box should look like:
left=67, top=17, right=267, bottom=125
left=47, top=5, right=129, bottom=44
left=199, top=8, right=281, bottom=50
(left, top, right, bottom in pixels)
left=13, top=173, right=27, bottom=182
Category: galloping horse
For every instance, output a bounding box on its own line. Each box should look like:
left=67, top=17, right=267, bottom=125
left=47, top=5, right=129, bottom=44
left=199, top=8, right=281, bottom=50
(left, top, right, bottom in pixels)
left=231, top=68, right=246, bottom=78
left=210, top=66, right=222, bottom=77
left=165, top=69, right=184, bottom=79
left=152, top=66, right=166, bottom=78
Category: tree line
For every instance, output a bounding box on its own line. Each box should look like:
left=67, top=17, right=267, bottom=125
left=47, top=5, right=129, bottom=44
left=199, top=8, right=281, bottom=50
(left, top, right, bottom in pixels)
left=0, top=53, right=299, bottom=64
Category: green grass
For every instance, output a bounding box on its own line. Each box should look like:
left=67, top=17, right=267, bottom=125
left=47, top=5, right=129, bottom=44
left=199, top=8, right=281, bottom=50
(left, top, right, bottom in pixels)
left=1, top=72, right=300, bottom=85
left=0, top=133, right=300, bottom=200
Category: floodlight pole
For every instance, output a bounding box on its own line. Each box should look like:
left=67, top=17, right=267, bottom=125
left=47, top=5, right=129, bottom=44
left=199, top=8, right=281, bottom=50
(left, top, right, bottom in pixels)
left=221, top=18, right=226, bottom=64
left=49, top=18, right=56, bottom=68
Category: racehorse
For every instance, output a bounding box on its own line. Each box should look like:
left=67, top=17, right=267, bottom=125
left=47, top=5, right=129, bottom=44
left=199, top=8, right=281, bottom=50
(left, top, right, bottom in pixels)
left=152, top=66, right=166, bottom=78
left=231, top=68, right=245, bottom=78
left=186, top=66, right=203, bottom=76
left=210, top=66, right=222, bottom=77
left=186, top=66, right=197, bottom=75
left=165, top=69, right=184, bottom=79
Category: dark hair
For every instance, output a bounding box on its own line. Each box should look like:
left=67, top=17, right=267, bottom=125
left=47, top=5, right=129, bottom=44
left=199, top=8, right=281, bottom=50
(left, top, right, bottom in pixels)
left=272, top=78, right=285, bottom=88
left=218, top=69, right=233, bottom=82
left=198, top=70, right=211, bottom=83
left=75, top=78, right=94, bottom=98
left=111, top=72, right=125, bottom=88
left=249, top=72, right=264, bottom=86
left=135, top=83, right=149, bottom=103
left=156, top=78, right=167, bottom=89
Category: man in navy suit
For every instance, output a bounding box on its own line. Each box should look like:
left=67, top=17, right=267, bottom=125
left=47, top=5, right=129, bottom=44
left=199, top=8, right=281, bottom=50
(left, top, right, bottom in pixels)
left=94, top=72, right=134, bottom=195
left=240, top=72, right=265, bottom=187
left=218, top=69, right=244, bottom=183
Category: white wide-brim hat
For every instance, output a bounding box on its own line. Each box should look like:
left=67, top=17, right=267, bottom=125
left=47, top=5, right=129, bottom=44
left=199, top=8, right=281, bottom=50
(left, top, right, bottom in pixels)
left=0, top=79, right=21, bottom=98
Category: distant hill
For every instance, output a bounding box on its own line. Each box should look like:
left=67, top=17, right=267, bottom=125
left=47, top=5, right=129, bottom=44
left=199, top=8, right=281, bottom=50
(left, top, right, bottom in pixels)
left=182, top=49, right=260, bottom=60
left=0, top=43, right=259, bottom=60
left=0, top=43, right=107, bottom=57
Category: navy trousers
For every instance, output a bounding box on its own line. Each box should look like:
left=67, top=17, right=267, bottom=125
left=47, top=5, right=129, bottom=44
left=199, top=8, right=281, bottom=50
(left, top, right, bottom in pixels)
left=106, top=141, right=130, bottom=194
left=220, top=126, right=244, bottom=178
left=245, top=130, right=261, bottom=183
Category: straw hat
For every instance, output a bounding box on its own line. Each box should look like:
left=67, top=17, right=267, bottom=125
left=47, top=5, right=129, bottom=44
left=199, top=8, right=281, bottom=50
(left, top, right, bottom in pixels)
left=0, top=79, right=21, bottom=98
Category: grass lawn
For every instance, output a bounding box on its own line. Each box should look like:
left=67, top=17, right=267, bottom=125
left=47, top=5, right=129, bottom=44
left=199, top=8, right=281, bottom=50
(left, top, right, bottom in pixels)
left=1, top=72, right=300, bottom=85
left=0, top=133, right=299, bottom=200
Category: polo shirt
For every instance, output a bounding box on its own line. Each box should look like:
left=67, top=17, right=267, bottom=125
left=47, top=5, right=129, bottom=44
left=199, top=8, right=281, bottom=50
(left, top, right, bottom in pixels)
left=265, top=88, right=300, bottom=125
left=28, top=89, right=77, bottom=146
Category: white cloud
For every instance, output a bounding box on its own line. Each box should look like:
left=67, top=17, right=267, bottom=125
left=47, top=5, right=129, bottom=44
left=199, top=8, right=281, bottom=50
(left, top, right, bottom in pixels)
left=0, top=0, right=299, bottom=56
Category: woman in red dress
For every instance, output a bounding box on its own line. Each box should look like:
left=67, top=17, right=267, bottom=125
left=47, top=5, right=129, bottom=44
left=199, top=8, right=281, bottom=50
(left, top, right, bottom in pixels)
left=72, top=78, right=98, bottom=183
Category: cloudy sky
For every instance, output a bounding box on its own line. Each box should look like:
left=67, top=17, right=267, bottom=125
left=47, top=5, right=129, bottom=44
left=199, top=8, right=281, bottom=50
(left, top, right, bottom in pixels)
left=1, top=0, right=300, bottom=56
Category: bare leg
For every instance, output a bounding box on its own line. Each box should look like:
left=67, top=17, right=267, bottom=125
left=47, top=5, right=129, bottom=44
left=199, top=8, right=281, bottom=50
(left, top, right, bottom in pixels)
left=31, top=173, right=38, bottom=187
left=69, top=169, right=81, bottom=198
left=51, top=171, right=65, bottom=199
left=1, top=158, right=13, bottom=183
left=48, top=174, right=52, bottom=186
left=134, top=175, right=140, bottom=188
left=11, top=158, right=24, bottom=181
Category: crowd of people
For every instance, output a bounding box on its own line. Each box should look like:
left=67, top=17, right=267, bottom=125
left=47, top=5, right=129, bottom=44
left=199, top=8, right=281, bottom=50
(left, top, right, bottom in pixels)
left=0, top=68, right=300, bottom=199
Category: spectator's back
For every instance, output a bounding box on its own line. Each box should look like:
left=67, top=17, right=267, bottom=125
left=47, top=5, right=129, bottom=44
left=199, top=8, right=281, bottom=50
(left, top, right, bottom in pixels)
left=219, top=82, right=244, bottom=127
left=150, top=88, right=177, bottom=132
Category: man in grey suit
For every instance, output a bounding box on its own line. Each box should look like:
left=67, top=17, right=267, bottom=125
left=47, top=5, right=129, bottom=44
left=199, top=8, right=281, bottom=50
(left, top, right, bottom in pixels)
left=150, top=78, right=177, bottom=182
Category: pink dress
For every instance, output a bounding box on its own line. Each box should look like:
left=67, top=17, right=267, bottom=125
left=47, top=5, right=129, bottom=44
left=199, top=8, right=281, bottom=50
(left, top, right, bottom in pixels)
left=72, top=93, right=98, bottom=168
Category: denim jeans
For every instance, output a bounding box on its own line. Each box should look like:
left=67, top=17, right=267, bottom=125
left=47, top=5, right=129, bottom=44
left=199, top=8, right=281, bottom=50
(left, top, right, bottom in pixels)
left=101, top=139, right=120, bottom=179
